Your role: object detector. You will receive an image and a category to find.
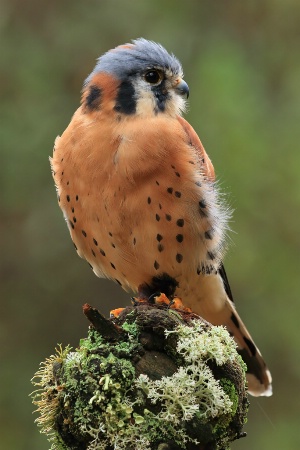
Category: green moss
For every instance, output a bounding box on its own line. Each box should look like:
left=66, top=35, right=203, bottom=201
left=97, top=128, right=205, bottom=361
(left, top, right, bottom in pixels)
left=31, top=312, right=247, bottom=450
left=121, top=318, right=139, bottom=336
left=31, top=328, right=139, bottom=449
left=219, top=379, right=239, bottom=416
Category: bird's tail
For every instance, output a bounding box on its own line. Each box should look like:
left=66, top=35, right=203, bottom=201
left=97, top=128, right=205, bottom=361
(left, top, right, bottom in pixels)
left=221, top=298, right=272, bottom=396
left=178, top=269, right=272, bottom=396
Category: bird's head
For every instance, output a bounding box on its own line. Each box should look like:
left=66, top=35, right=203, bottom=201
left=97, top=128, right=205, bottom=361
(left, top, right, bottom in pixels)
left=82, top=38, right=189, bottom=118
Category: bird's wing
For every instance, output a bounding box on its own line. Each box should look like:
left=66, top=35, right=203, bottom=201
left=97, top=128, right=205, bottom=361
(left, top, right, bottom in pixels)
left=176, top=115, right=272, bottom=396
left=176, top=115, right=215, bottom=181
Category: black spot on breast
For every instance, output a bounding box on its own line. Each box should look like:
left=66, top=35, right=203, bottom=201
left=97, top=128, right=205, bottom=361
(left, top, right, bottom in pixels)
left=115, top=279, right=122, bottom=286
left=195, top=181, right=201, bottom=187
left=108, top=232, right=113, bottom=237
left=114, top=80, right=136, bottom=114
left=67, top=181, right=69, bottom=185
left=176, top=234, right=183, bottom=243
left=91, top=249, right=96, bottom=257
left=66, top=195, right=70, bottom=202
left=69, top=221, right=74, bottom=229
left=76, top=195, right=79, bottom=201
left=111, top=243, right=116, bottom=248
left=82, top=230, right=87, bottom=237
left=189, top=160, right=195, bottom=165
left=175, top=172, right=180, bottom=177
left=73, top=217, right=77, bottom=223
left=147, top=197, right=151, bottom=204
left=133, top=237, right=136, bottom=245
left=171, top=165, right=175, bottom=169
left=111, top=262, right=116, bottom=270
left=231, top=313, right=240, bottom=329
left=175, top=191, right=181, bottom=198
left=206, top=265, right=213, bottom=274
left=154, top=260, right=160, bottom=270
left=71, top=207, right=75, bottom=213
left=156, top=214, right=160, bottom=222
left=165, top=214, right=172, bottom=221
left=244, top=336, right=257, bottom=356
left=156, top=180, right=160, bottom=185
left=93, top=238, right=98, bottom=246
left=207, top=251, right=215, bottom=260
left=86, top=85, right=102, bottom=111
left=100, top=248, right=106, bottom=256
left=176, top=253, right=183, bottom=263
left=204, top=230, right=213, bottom=240
left=158, top=244, right=164, bottom=252
left=199, top=200, right=207, bottom=217
left=88, top=263, right=93, bottom=269
left=159, top=203, right=162, bottom=210
left=176, top=219, right=184, bottom=227
left=167, top=187, right=173, bottom=194
left=157, top=234, right=163, bottom=242
left=197, top=264, right=208, bottom=275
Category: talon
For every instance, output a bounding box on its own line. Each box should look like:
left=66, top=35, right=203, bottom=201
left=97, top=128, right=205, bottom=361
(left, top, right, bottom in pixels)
left=170, top=297, right=192, bottom=312
left=131, top=296, right=139, bottom=306
left=148, top=291, right=161, bottom=304
left=167, top=298, right=175, bottom=309
left=110, top=307, right=124, bottom=318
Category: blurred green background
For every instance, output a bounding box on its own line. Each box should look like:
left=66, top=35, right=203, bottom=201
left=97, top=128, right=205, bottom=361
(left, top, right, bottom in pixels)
left=1, top=0, right=300, bottom=449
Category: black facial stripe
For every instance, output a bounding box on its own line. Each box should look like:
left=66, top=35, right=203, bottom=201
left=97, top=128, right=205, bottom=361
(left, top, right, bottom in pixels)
left=114, top=80, right=136, bottom=114
left=151, top=79, right=170, bottom=112
left=86, top=85, right=102, bottom=110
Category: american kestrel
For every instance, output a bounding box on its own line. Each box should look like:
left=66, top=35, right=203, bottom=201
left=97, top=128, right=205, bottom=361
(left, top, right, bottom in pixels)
left=51, top=39, right=272, bottom=396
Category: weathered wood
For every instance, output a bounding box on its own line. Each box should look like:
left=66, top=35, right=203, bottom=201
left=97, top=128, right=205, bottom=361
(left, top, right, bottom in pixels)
left=83, top=303, right=124, bottom=340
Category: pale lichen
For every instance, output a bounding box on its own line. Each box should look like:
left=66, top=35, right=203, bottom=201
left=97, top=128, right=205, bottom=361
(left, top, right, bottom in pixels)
left=31, top=344, right=72, bottom=449
left=31, top=306, right=248, bottom=450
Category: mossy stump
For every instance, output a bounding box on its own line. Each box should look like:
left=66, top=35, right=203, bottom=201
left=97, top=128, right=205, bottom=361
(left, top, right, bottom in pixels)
left=31, top=299, right=248, bottom=450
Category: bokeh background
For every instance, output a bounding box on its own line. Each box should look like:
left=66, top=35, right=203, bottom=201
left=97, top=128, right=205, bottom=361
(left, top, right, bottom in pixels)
left=1, top=1, right=300, bottom=449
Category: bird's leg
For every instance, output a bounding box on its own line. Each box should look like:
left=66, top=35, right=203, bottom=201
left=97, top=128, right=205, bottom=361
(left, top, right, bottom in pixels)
left=137, top=273, right=179, bottom=306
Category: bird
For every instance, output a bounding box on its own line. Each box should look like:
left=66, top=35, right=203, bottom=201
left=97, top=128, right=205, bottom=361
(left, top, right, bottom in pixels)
left=50, top=38, right=272, bottom=397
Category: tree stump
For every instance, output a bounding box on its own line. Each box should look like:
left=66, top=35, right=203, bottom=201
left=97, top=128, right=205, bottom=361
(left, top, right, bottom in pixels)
left=31, top=297, right=248, bottom=450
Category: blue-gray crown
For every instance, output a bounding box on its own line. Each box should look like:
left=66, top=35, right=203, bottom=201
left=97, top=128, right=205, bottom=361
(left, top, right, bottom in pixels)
left=85, top=38, right=183, bottom=85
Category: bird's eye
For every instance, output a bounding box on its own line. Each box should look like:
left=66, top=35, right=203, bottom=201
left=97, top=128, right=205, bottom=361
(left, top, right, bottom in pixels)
left=144, top=70, right=162, bottom=84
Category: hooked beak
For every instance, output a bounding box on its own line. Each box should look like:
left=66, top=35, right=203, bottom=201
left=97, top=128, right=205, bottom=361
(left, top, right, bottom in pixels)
left=174, top=79, right=189, bottom=99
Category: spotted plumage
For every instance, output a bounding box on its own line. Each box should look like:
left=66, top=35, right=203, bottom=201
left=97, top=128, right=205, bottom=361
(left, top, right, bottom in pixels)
left=51, top=38, right=272, bottom=397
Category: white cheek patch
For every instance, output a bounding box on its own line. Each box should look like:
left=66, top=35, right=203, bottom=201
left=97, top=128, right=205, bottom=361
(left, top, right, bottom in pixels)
left=134, top=78, right=187, bottom=118
left=165, top=90, right=187, bottom=116
left=135, top=87, right=158, bottom=116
